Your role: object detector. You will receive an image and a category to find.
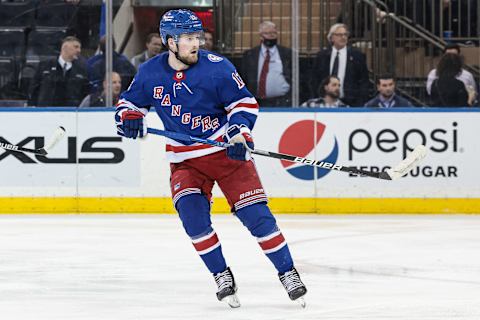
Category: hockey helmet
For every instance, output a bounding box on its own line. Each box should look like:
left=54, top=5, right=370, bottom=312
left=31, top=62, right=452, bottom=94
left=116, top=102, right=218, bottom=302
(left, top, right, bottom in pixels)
left=159, top=9, right=204, bottom=46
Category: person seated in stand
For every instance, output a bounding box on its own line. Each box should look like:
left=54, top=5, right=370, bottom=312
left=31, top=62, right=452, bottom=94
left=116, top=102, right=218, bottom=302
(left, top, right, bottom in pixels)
left=202, top=29, right=216, bottom=51
left=300, top=76, right=348, bottom=108
left=364, top=74, right=414, bottom=108
left=79, top=72, right=122, bottom=107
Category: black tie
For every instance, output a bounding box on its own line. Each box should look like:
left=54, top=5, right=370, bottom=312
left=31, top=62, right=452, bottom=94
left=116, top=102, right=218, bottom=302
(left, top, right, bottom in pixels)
left=331, top=51, right=339, bottom=77
left=63, top=63, right=68, bottom=76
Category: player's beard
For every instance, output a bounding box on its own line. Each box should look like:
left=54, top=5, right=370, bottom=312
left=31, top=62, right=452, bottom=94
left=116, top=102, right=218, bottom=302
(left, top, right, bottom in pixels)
left=176, top=50, right=199, bottom=66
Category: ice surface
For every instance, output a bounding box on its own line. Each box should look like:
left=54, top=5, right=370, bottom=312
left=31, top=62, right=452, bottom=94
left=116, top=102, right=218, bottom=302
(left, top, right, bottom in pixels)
left=0, top=214, right=479, bottom=320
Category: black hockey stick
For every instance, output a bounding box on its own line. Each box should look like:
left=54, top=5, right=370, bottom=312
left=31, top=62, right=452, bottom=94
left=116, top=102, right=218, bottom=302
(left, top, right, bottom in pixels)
left=0, top=126, right=66, bottom=156
left=146, top=127, right=427, bottom=180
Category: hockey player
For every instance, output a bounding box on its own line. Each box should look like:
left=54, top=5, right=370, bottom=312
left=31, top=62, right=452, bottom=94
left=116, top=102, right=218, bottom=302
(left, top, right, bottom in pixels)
left=115, top=9, right=307, bottom=308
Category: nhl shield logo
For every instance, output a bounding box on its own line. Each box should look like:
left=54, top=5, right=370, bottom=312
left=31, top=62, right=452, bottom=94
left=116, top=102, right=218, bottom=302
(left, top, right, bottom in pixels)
left=174, top=71, right=185, bottom=82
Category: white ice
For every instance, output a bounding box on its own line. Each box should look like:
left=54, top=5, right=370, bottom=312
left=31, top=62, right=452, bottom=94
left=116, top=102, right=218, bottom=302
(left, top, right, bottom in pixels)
left=0, top=214, right=479, bottom=320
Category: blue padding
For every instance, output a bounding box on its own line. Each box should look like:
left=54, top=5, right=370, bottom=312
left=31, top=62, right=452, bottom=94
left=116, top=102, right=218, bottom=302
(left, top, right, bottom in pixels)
left=176, top=194, right=212, bottom=237
left=235, top=203, right=277, bottom=238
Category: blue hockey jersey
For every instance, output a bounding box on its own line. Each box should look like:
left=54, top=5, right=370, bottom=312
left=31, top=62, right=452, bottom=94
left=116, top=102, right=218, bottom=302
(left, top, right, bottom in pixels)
left=116, top=50, right=259, bottom=163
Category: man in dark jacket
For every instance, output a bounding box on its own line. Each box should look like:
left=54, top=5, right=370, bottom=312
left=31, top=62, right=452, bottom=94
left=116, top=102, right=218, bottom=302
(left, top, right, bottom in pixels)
left=89, top=36, right=137, bottom=92
left=365, top=74, right=413, bottom=108
left=29, top=36, right=90, bottom=106
left=311, top=23, right=371, bottom=107
left=241, top=21, right=292, bottom=107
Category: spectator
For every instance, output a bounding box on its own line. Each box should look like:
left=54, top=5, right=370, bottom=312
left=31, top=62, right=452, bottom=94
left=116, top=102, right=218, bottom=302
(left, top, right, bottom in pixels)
left=202, top=29, right=215, bottom=51
left=365, top=74, right=413, bottom=108
left=241, top=21, right=292, bottom=107
left=301, top=76, right=348, bottom=108
left=29, top=36, right=89, bottom=106
left=89, top=36, right=136, bottom=92
left=79, top=72, right=121, bottom=107
left=86, top=36, right=116, bottom=70
left=131, top=33, right=163, bottom=69
left=426, top=43, right=477, bottom=97
left=312, top=23, right=370, bottom=107
left=429, top=53, right=473, bottom=107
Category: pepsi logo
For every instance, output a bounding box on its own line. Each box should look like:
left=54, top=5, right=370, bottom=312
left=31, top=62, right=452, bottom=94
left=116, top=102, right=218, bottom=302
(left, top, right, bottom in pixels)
left=278, top=120, right=338, bottom=180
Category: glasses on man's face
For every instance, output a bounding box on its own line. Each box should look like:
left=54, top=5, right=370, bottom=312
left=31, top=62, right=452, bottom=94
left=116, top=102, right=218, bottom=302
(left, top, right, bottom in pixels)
left=333, top=32, right=349, bottom=38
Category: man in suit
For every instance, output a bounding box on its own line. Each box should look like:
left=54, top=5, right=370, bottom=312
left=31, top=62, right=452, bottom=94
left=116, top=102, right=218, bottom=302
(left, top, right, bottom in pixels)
left=29, top=36, right=90, bottom=106
left=311, top=23, right=370, bottom=107
left=241, top=21, right=292, bottom=107
left=131, top=33, right=163, bottom=69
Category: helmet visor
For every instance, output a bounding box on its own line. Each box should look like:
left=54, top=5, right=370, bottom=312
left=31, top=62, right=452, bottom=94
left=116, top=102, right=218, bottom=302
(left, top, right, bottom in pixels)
left=177, top=31, right=205, bottom=46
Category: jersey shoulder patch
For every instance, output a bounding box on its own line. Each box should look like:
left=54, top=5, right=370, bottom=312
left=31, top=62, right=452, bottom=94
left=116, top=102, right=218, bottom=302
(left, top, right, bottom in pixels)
left=207, top=53, right=224, bottom=63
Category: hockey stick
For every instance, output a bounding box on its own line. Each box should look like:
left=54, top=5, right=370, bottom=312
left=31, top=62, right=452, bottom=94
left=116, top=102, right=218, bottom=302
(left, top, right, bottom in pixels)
left=146, top=127, right=427, bottom=180
left=0, top=126, right=66, bottom=156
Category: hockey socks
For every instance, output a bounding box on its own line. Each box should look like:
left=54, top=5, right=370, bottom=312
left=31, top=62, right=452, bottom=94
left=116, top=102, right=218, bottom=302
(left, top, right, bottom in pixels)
left=176, top=194, right=227, bottom=274
left=235, top=203, right=294, bottom=274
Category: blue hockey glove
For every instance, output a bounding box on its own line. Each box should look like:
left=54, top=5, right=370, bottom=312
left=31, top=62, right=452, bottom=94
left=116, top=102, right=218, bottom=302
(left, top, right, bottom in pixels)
left=224, top=124, right=254, bottom=161
left=119, top=110, right=146, bottom=139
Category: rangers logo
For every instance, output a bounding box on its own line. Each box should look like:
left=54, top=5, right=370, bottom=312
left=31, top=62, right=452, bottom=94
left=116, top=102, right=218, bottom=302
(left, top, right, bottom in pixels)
left=207, top=54, right=223, bottom=63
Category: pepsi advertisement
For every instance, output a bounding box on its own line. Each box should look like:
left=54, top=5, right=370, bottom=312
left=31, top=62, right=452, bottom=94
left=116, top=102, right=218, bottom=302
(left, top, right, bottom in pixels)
left=253, top=110, right=479, bottom=199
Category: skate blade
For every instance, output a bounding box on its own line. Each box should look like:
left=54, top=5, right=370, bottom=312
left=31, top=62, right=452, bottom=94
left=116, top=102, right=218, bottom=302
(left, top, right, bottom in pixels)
left=221, top=294, right=241, bottom=308
left=295, top=297, right=306, bottom=308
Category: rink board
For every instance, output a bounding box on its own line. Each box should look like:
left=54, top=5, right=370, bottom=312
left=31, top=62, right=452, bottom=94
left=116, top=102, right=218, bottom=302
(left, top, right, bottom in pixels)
left=0, top=107, right=479, bottom=213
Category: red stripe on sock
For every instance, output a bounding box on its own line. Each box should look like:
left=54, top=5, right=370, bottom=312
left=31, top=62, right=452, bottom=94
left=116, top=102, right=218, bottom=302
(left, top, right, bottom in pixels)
left=193, top=233, right=219, bottom=252
left=259, top=233, right=285, bottom=251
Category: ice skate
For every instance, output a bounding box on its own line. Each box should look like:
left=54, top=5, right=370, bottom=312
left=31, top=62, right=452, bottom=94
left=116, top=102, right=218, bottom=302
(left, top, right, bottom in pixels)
left=214, top=267, right=240, bottom=308
left=279, top=267, right=307, bottom=308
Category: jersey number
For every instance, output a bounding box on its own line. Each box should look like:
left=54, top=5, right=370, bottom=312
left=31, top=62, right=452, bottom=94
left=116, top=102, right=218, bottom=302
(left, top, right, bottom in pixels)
left=232, top=71, right=245, bottom=90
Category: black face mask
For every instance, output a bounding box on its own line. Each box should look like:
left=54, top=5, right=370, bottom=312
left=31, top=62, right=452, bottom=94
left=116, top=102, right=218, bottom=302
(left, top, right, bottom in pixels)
left=263, top=38, right=277, bottom=48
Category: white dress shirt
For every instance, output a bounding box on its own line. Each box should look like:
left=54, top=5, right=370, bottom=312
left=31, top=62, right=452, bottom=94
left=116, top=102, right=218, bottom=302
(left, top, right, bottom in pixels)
left=58, top=56, right=72, bottom=72
left=257, top=44, right=290, bottom=98
left=329, top=46, right=347, bottom=97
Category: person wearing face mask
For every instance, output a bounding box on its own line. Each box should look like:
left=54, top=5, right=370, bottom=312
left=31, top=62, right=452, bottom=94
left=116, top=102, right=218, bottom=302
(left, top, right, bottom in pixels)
left=311, top=23, right=370, bottom=107
left=241, top=21, right=292, bottom=107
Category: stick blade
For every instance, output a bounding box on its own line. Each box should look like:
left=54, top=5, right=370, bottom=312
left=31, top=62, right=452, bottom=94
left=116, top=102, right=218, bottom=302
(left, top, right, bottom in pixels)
left=43, top=126, right=66, bottom=153
left=386, top=145, right=427, bottom=180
